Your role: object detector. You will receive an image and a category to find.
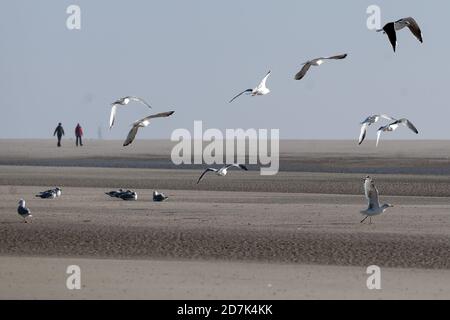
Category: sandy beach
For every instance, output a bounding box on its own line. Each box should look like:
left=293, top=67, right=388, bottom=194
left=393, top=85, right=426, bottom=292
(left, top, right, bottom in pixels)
left=0, top=140, right=449, bottom=299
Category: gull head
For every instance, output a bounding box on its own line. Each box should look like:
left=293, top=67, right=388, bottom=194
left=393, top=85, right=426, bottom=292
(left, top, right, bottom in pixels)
left=18, top=199, right=25, bottom=206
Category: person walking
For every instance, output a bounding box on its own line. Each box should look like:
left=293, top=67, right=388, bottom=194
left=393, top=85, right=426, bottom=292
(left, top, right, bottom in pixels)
left=75, top=123, right=83, bottom=147
left=53, top=123, right=65, bottom=147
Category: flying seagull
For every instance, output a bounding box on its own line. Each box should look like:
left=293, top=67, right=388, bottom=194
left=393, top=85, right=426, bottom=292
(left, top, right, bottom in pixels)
left=229, top=71, right=271, bottom=103
left=359, top=114, right=395, bottom=145
left=17, top=199, right=32, bottom=223
left=123, top=111, right=175, bottom=146
left=360, top=176, right=393, bottom=224
left=109, top=96, right=152, bottom=129
left=197, top=164, right=248, bottom=184
left=376, top=118, right=419, bottom=147
left=377, top=17, right=423, bottom=52
left=294, top=54, right=347, bottom=80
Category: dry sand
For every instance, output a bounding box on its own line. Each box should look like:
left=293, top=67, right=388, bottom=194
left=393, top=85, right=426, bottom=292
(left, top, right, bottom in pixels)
left=0, top=140, right=449, bottom=299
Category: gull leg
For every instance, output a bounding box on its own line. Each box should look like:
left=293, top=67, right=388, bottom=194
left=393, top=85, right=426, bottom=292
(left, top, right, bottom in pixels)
left=369, top=217, right=372, bottom=224
left=360, top=216, right=369, bottom=223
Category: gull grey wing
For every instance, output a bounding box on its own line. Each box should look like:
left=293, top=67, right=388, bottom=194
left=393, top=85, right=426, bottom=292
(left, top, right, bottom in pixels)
left=225, top=164, right=248, bottom=171
left=367, top=182, right=380, bottom=210
left=402, top=119, right=419, bottom=134
left=383, top=22, right=397, bottom=52
left=294, top=62, right=312, bottom=80
left=324, top=54, right=348, bottom=60
left=138, top=111, right=175, bottom=122
left=399, top=17, right=423, bottom=43
left=197, top=168, right=216, bottom=184
left=380, top=114, right=396, bottom=121
left=123, top=125, right=140, bottom=147
left=129, top=96, right=152, bottom=108
left=359, top=123, right=369, bottom=145
left=229, top=89, right=252, bottom=103
left=109, top=105, right=117, bottom=129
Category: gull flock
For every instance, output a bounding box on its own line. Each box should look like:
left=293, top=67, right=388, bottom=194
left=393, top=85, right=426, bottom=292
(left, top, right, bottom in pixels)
left=16, top=15, right=425, bottom=225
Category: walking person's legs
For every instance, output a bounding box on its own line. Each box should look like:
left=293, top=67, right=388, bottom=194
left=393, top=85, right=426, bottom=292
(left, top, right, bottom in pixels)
left=57, top=135, right=62, bottom=147
left=76, top=136, right=79, bottom=147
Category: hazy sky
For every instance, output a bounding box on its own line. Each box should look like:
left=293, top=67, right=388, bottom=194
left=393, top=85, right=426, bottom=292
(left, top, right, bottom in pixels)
left=0, top=1, right=448, bottom=140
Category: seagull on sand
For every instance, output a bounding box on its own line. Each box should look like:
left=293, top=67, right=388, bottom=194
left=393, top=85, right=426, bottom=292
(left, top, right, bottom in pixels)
left=36, top=187, right=62, bottom=199
left=197, top=164, right=248, bottom=184
left=294, top=54, right=347, bottom=80
left=376, top=118, right=419, bottom=147
left=229, top=71, right=271, bottom=103
left=153, top=191, right=168, bottom=202
left=377, top=17, right=423, bottom=52
left=119, top=191, right=138, bottom=201
left=105, top=189, right=125, bottom=198
left=360, top=176, right=393, bottom=224
left=359, top=114, right=395, bottom=145
left=109, top=96, right=152, bottom=129
left=17, top=199, right=32, bottom=223
left=123, top=111, right=175, bottom=146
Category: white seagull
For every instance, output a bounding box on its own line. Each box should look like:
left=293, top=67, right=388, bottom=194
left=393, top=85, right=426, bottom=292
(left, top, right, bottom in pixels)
left=123, top=111, right=175, bottom=146
left=360, top=176, right=393, bottom=224
left=376, top=118, right=419, bottom=147
left=229, top=71, right=271, bottom=103
left=359, top=114, right=395, bottom=145
left=294, top=54, right=347, bottom=80
left=197, top=164, right=248, bottom=184
left=109, top=96, right=152, bottom=129
left=17, top=199, right=32, bottom=223
left=377, top=17, right=423, bottom=52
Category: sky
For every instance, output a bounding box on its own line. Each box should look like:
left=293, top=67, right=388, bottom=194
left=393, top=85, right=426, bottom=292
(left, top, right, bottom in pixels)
left=0, top=0, right=448, bottom=140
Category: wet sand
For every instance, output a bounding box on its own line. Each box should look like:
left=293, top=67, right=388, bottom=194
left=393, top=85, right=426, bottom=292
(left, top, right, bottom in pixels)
left=0, top=140, right=449, bottom=299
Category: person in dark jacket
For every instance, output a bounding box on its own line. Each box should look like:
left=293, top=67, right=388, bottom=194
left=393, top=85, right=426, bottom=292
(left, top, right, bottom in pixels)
left=53, top=123, right=65, bottom=147
left=75, top=123, right=83, bottom=147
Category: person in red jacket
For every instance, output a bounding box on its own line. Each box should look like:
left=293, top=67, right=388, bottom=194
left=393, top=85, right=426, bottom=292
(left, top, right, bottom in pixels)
left=75, top=123, right=83, bottom=147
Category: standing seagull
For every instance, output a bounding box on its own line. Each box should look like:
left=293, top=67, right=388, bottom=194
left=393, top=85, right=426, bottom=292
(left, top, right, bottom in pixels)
left=294, top=54, right=347, bottom=80
left=377, top=17, right=423, bottom=52
left=109, top=96, right=152, bottom=129
left=17, top=199, right=32, bottom=223
left=229, top=71, right=271, bottom=103
left=197, top=164, right=248, bottom=184
left=123, top=111, right=175, bottom=146
left=360, top=176, right=393, bottom=224
left=376, top=118, right=419, bottom=147
left=359, top=114, right=395, bottom=145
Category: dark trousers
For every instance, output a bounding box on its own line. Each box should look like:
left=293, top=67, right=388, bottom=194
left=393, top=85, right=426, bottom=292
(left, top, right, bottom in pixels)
left=57, top=135, right=62, bottom=147
left=76, top=136, right=83, bottom=146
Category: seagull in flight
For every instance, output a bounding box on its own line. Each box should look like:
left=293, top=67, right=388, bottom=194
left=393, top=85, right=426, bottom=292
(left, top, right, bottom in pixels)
left=123, top=111, right=175, bottom=146
left=359, top=114, right=395, bottom=145
left=376, top=118, right=419, bottom=147
left=197, top=164, right=248, bottom=184
left=229, top=71, right=271, bottom=103
left=17, top=199, right=32, bottom=223
left=377, top=17, right=423, bottom=52
left=294, top=54, right=347, bottom=80
left=360, top=176, right=393, bottom=224
left=109, top=96, right=152, bottom=129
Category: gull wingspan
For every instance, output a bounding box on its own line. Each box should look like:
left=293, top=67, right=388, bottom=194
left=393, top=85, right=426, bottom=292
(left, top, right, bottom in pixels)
left=257, top=71, right=271, bottom=89
left=359, top=123, right=369, bottom=145
left=229, top=89, right=252, bottom=103
left=397, top=17, right=423, bottom=43
left=123, top=125, right=140, bottom=147
left=197, top=168, right=216, bottom=184
left=383, top=22, right=397, bottom=52
left=294, top=63, right=312, bottom=80
left=109, top=105, right=118, bottom=129
left=129, top=96, right=152, bottom=109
